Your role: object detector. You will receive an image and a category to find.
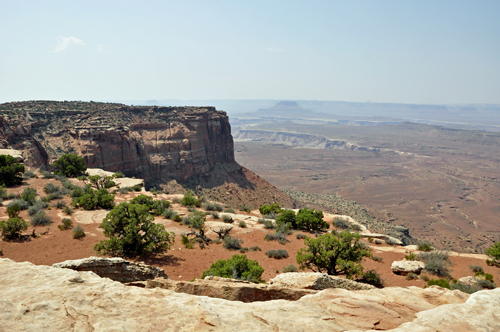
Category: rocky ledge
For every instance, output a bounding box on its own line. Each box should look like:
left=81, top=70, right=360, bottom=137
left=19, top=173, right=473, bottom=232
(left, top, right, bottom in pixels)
left=2, top=258, right=499, bottom=331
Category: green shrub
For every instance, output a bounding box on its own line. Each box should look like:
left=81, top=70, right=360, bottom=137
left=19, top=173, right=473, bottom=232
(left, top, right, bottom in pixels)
left=470, top=265, right=484, bottom=273
left=282, top=264, right=299, bottom=273
left=130, top=194, right=155, bottom=208
left=182, top=191, right=201, bottom=207
left=6, top=204, right=21, bottom=218
left=266, top=249, right=289, bottom=259
left=222, top=214, right=234, bottom=223
left=6, top=199, right=29, bottom=210
left=162, top=208, right=177, bottom=219
left=70, top=186, right=85, bottom=198
left=406, top=273, right=418, bottom=280
left=240, top=204, right=251, bottom=213
left=259, top=203, right=281, bottom=215
left=23, top=171, right=37, bottom=179
left=0, top=155, right=25, bottom=186
left=133, top=184, right=142, bottom=192
left=296, top=233, right=306, bottom=240
left=223, top=237, right=243, bottom=250
left=417, top=241, right=433, bottom=252
left=224, top=207, right=235, bottom=213
left=420, top=275, right=430, bottom=282
left=276, top=209, right=296, bottom=229
left=63, top=206, right=74, bottom=215
left=201, top=254, right=264, bottom=283
left=113, top=171, right=125, bottom=178
left=58, top=218, right=73, bottom=230
left=41, top=171, right=55, bottom=179
left=372, top=256, right=383, bottom=262
left=174, top=214, right=181, bottom=222
left=262, top=219, right=276, bottom=229
left=44, top=183, right=60, bottom=194
left=239, top=221, right=247, bottom=228
left=264, top=223, right=291, bottom=245
left=21, top=187, right=37, bottom=205
left=350, top=223, right=363, bottom=232
left=30, top=210, right=52, bottom=226
left=72, top=225, right=86, bottom=239
left=94, top=202, right=175, bottom=257
left=249, top=246, right=262, bottom=252
left=486, top=241, right=500, bottom=264
left=6, top=192, right=20, bottom=199
left=239, top=247, right=249, bottom=253
left=333, top=217, right=350, bottom=229
left=55, top=200, right=66, bottom=209
left=405, top=252, right=417, bottom=261
left=476, top=279, right=496, bottom=289
left=28, top=200, right=48, bottom=216
left=427, top=278, right=451, bottom=289
left=72, top=188, right=115, bottom=210
left=296, top=231, right=372, bottom=278
left=211, top=212, right=220, bottom=219
left=357, top=270, right=384, bottom=288
left=0, top=217, right=28, bottom=239
left=451, top=282, right=481, bottom=294
left=263, top=212, right=278, bottom=220
left=52, top=154, right=87, bottom=177
left=118, top=186, right=134, bottom=194
left=418, top=251, right=452, bottom=278
left=181, top=234, right=194, bottom=249
left=202, top=202, right=216, bottom=211
left=0, top=185, right=6, bottom=199
left=296, top=208, right=329, bottom=232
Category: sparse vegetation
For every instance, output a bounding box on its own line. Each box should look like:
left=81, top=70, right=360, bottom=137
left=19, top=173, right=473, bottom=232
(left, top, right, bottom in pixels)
left=58, top=218, right=73, bottom=230
left=238, top=221, right=247, bottom=228
left=30, top=210, right=52, bottom=226
left=0, top=218, right=28, bottom=239
left=418, top=251, right=452, bottom=278
left=222, top=214, right=234, bottom=223
left=182, top=190, right=201, bottom=207
left=357, top=269, right=384, bottom=288
left=223, top=237, right=243, bottom=251
left=405, top=273, right=418, bottom=280
left=417, top=241, right=433, bottom=252
left=249, top=246, right=262, bottom=252
left=264, top=223, right=291, bottom=245
left=72, top=225, right=86, bottom=239
left=405, top=252, right=417, bottom=261
left=201, top=254, right=264, bottom=283
left=63, top=206, right=74, bottom=215
left=240, top=204, right=251, bottom=213
left=23, top=171, right=37, bottom=179
left=282, top=264, right=299, bottom=273
left=333, top=217, right=350, bottom=229
left=28, top=200, right=48, bottom=216
left=372, top=256, right=383, bottom=262
left=296, top=233, right=306, bottom=240
left=6, top=204, right=21, bottom=218
left=266, top=249, right=289, bottom=259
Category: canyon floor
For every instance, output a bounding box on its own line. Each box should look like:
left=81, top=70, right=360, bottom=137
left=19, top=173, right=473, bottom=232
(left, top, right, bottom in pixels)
left=233, top=122, right=500, bottom=254
left=1, top=176, right=498, bottom=288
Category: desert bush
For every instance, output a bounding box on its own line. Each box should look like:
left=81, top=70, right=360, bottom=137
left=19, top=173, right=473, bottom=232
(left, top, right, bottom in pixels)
left=162, top=208, right=177, bottom=219
left=296, top=208, right=329, bottom=232
left=222, top=214, right=234, bottom=223
left=357, top=270, right=384, bottom=288
left=420, top=275, right=430, bottom=282
left=60, top=178, right=76, bottom=190
left=405, top=273, right=419, bottom=280
left=94, top=202, right=175, bottom=257
left=113, top=171, right=125, bottom=178
left=374, top=239, right=383, bottom=245
left=132, top=184, right=142, bottom=192
left=52, top=154, right=87, bottom=177
left=6, top=204, right=21, bottom=218
left=28, top=200, right=48, bottom=216
left=130, top=194, right=155, bottom=208
left=266, top=249, right=289, bottom=259
left=405, top=252, right=417, bottom=261
left=417, top=241, right=433, bottom=252
left=21, top=187, right=37, bottom=205
left=201, top=254, right=264, bottom=283
left=384, top=237, right=400, bottom=245
left=239, top=221, right=247, bottom=228
left=486, top=241, right=500, bottom=265
left=63, top=206, right=74, bottom=215
left=23, top=171, right=37, bottom=179
left=451, top=282, right=481, bottom=294
left=350, top=223, right=363, bottom=232
left=262, top=219, right=276, bottom=229
left=476, top=279, right=496, bottom=289
left=58, top=218, right=73, bottom=230
left=259, top=203, right=281, bottom=215
left=118, top=186, right=134, bottom=194
left=54, top=200, right=66, bottom=209
left=333, top=217, right=350, bottom=229
left=296, top=233, right=307, bottom=240
left=240, top=204, right=251, bottom=213
left=174, top=214, right=181, bottom=222
left=202, top=202, right=216, bottom=211
left=224, top=207, right=235, bottom=213
left=239, top=247, right=249, bottom=253
left=263, top=212, right=278, bottom=220
left=151, top=199, right=171, bottom=216
left=223, top=237, right=242, bottom=250
left=0, top=154, right=25, bottom=186
left=469, top=265, right=484, bottom=274
left=72, top=188, right=115, bottom=210
left=249, top=246, right=262, bottom=252
left=372, top=256, right=383, bottom=262
left=276, top=209, right=296, bottom=228
left=0, top=217, right=28, bottom=239
left=182, top=191, right=201, bottom=207
left=211, top=212, right=220, bottom=219
left=41, top=171, right=55, bottom=179
left=44, top=183, right=60, bottom=194
left=282, top=264, right=299, bottom=273
left=30, top=210, right=52, bottom=226
left=418, top=251, right=452, bottom=278
left=0, top=185, right=7, bottom=199
left=181, top=234, right=194, bottom=249
left=72, top=225, right=86, bottom=239
left=6, top=199, right=30, bottom=210
left=296, top=231, right=372, bottom=278
left=264, top=223, right=291, bottom=245
left=426, top=278, right=451, bottom=289
left=213, top=203, right=223, bottom=212
left=70, top=186, right=86, bottom=198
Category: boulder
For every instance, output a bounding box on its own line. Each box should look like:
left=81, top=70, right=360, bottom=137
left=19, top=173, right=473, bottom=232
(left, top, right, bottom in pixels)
left=52, top=256, right=167, bottom=283
left=268, top=272, right=376, bottom=290
left=3, top=258, right=492, bottom=332
left=147, top=276, right=317, bottom=302
left=458, top=276, right=479, bottom=286
left=391, top=260, right=425, bottom=276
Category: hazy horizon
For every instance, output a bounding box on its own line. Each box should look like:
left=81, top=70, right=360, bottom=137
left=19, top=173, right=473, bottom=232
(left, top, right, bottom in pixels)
left=1, top=1, right=499, bottom=104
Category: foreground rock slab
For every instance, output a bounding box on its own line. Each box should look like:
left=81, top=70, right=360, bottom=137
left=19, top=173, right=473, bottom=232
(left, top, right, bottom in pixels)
left=52, top=256, right=168, bottom=283
left=147, top=276, right=317, bottom=302
left=2, top=258, right=498, bottom=332
left=269, top=272, right=376, bottom=290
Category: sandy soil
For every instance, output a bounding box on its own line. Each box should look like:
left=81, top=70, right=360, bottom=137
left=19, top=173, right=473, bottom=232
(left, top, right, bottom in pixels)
left=1, top=177, right=499, bottom=287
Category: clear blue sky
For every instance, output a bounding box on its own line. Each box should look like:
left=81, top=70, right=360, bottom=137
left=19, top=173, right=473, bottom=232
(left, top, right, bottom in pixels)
left=1, top=0, right=499, bottom=104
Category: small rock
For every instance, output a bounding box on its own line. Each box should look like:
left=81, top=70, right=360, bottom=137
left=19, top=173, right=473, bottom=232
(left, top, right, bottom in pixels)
left=391, top=260, right=426, bottom=275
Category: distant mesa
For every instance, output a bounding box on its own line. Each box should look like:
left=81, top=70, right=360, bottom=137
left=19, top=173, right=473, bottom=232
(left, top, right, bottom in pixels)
left=259, top=101, right=309, bottom=112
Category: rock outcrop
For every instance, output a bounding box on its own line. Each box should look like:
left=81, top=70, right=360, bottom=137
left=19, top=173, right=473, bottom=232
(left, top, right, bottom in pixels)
left=268, top=272, right=376, bottom=290
left=52, top=256, right=168, bottom=283
left=147, top=276, right=317, bottom=302
left=391, top=260, right=426, bottom=276
left=4, top=258, right=497, bottom=332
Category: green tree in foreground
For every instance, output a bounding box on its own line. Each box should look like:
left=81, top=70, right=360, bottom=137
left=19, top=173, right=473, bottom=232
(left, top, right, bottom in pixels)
left=0, top=155, right=25, bottom=186
left=94, top=202, right=175, bottom=257
left=0, top=217, right=28, bottom=239
left=486, top=241, right=500, bottom=263
left=296, top=231, right=372, bottom=278
left=72, top=188, right=115, bottom=210
left=201, top=254, right=264, bottom=283
left=52, top=153, right=87, bottom=177
left=295, top=208, right=329, bottom=231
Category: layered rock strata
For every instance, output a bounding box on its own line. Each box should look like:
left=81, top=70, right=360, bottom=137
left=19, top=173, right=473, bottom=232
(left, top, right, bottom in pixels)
left=268, top=272, right=376, bottom=290
left=3, top=258, right=498, bottom=331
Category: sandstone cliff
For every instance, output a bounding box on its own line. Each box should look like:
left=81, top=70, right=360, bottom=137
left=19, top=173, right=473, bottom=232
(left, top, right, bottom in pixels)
left=0, top=101, right=295, bottom=208
left=2, top=258, right=499, bottom=331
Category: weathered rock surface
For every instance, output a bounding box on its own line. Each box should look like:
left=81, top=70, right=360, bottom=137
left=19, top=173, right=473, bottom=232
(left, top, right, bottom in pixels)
left=391, top=260, right=426, bottom=275
left=147, top=276, right=317, bottom=302
left=3, top=258, right=498, bottom=332
left=268, top=272, right=376, bottom=290
left=52, top=256, right=168, bottom=283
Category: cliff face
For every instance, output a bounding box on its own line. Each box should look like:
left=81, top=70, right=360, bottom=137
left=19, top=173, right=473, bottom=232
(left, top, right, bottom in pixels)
left=0, top=101, right=234, bottom=183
